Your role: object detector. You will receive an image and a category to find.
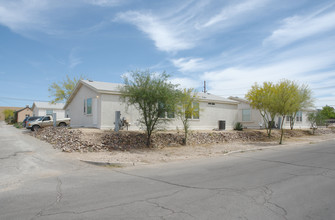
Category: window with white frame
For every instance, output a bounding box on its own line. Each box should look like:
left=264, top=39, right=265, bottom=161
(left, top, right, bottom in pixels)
left=158, top=102, right=175, bottom=119
left=186, top=102, right=199, bottom=119
left=242, top=109, right=251, bottom=121
left=296, top=111, right=302, bottom=122
left=84, top=98, right=92, bottom=115
left=87, top=98, right=92, bottom=115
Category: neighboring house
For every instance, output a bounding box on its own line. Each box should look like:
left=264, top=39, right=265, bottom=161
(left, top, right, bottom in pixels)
left=32, top=102, right=65, bottom=119
left=281, top=109, right=315, bottom=129
left=228, top=97, right=264, bottom=129
left=14, top=106, right=33, bottom=122
left=64, top=80, right=239, bottom=130
left=229, top=96, right=314, bottom=129
left=0, top=106, right=22, bottom=121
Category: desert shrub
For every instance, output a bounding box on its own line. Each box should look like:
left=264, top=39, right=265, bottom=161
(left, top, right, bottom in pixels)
left=234, top=122, right=243, bottom=131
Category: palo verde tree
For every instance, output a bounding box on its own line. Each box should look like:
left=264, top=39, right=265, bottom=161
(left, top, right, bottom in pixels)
left=307, top=111, right=325, bottom=135
left=245, top=82, right=277, bottom=137
left=273, top=79, right=313, bottom=144
left=288, top=84, right=313, bottom=130
left=120, top=70, right=179, bottom=147
left=48, top=75, right=83, bottom=104
left=175, top=88, right=198, bottom=145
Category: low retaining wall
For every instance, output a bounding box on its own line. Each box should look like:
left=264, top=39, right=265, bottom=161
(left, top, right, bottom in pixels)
left=30, top=127, right=334, bottom=152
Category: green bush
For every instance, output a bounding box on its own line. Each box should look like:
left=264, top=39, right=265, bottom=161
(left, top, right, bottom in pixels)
left=234, top=122, right=243, bottom=131
left=13, top=123, right=23, bottom=129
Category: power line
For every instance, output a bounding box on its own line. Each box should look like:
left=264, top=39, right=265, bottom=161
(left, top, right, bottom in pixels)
left=0, top=96, right=49, bottom=102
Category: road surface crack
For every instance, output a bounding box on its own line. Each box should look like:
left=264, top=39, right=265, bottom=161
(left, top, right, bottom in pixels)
left=113, top=169, right=243, bottom=192
left=232, top=155, right=335, bottom=171
left=0, top=151, right=32, bottom=160
left=31, top=177, right=63, bottom=220
left=35, top=190, right=183, bottom=217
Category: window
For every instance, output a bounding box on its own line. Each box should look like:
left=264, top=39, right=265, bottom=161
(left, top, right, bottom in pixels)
left=87, top=98, right=92, bottom=115
left=186, top=102, right=199, bottom=119
left=158, top=102, right=175, bottom=119
left=296, top=111, right=302, bottom=122
left=46, top=110, right=53, bottom=116
left=208, top=102, right=215, bottom=106
left=242, top=109, right=251, bottom=121
left=43, top=116, right=51, bottom=121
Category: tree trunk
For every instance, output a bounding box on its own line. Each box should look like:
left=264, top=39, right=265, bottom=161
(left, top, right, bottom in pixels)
left=279, top=116, right=285, bottom=144
left=146, top=130, right=152, bottom=147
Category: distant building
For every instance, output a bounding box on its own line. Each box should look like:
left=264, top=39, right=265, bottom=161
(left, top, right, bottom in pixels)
left=0, top=106, right=22, bottom=121
left=14, top=106, right=33, bottom=122
left=32, top=102, right=65, bottom=118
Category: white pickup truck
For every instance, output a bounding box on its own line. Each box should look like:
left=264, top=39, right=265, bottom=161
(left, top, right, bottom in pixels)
left=26, top=115, right=71, bottom=131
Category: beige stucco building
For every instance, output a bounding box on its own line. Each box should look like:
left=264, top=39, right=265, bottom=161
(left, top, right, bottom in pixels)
left=229, top=96, right=314, bottom=129
left=14, top=106, right=33, bottom=122
left=64, top=80, right=239, bottom=130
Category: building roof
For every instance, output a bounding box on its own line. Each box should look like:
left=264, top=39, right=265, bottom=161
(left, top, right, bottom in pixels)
left=198, top=93, right=238, bottom=104
left=64, top=79, right=238, bottom=109
left=81, top=80, right=122, bottom=93
left=228, top=96, right=249, bottom=103
left=32, top=102, right=65, bottom=110
left=15, top=106, right=31, bottom=113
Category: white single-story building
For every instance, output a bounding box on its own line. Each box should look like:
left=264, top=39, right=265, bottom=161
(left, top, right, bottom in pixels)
left=64, top=80, right=239, bottom=130
left=228, top=96, right=314, bottom=129
left=228, top=96, right=264, bottom=129
left=32, top=102, right=65, bottom=118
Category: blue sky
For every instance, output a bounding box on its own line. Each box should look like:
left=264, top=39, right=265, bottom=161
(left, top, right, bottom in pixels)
left=0, top=0, right=334, bottom=108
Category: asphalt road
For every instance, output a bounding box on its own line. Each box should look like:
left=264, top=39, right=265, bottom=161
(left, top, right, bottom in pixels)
left=1, top=121, right=335, bottom=220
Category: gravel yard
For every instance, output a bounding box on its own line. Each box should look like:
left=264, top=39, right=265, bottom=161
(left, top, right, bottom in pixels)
left=29, top=127, right=335, bottom=167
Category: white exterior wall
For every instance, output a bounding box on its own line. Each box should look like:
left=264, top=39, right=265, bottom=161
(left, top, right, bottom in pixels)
left=237, top=102, right=264, bottom=129
left=281, top=111, right=311, bottom=129
left=100, top=95, right=238, bottom=130
left=66, top=85, right=100, bottom=128
left=100, top=94, right=142, bottom=130
left=187, top=102, right=238, bottom=130
left=33, top=108, right=65, bottom=118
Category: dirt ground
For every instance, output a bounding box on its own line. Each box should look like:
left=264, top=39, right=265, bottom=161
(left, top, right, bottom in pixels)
left=64, top=129, right=335, bottom=167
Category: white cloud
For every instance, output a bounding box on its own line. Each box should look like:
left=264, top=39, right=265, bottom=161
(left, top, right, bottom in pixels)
left=263, top=5, right=335, bottom=47
left=115, top=0, right=271, bottom=52
left=0, top=0, right=51, bottom=33
left=171, top=57, right=204, bottom=72
left=201, top=0, right=268, bottom=28
left=68, top=49, right=82, bottom=69
left=85, top=0, right=123, bottom=7
left=115, top=11, right=194, bottom=52
left=170, top=77, right=202, bottom=90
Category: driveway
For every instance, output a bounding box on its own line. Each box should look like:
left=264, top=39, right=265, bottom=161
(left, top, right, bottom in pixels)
left=1, top=121, right=335, bottom=219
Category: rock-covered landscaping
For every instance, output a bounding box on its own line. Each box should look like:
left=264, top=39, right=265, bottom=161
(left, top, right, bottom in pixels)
left=29, top=127, right=335, bottom=153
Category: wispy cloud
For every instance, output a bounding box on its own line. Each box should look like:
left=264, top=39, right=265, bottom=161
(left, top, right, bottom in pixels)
left=0, top=0, right=121, bottom=37
left=115, top=0, right=270, bottom=52
left=85, top=0, right=123, bottom=7
left=68, top=49, right=82, bottom=69
left=171, top=57, right=204, bottom=72
left=201, top=0, right=269, bottom=28
left=0, top=0, right=51, bottom=34
left=263, top=3, right=335, bottom=48
left=115, top=11, right=194, bottom=52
